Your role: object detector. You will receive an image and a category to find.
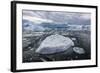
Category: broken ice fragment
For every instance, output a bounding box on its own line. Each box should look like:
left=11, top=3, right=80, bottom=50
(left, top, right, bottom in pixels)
left=73, top=47, right=85, bottom=54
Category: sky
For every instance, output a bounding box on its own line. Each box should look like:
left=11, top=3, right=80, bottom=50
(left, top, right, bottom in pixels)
left=22, top=10, right=91, bottom=25
left=22, top=10, right=91, bottom=31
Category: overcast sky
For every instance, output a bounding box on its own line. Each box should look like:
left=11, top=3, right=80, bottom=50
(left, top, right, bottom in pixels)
left=22, top=10, right=91, bottom=25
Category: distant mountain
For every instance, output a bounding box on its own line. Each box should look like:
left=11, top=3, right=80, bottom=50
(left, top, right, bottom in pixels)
left=22, top=19, right=90, bottom=32
left=22, top=20, right=68, bottom=32
left=39, top=23, right=68, bottom=28
left=22, top=20, right=45, bottom=32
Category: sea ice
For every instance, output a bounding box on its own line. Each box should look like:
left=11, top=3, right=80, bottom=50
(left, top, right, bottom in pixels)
left=73, top=47, right=85, bottom=54
left=36, top=34, right=74, bottom=54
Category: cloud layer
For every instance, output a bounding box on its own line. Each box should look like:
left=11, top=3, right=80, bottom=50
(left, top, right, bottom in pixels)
left=22, top=10, right=91, bottom=31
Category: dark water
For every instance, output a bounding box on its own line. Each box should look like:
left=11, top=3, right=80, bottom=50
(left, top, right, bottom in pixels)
left=22, top=31, right=91, bottom=63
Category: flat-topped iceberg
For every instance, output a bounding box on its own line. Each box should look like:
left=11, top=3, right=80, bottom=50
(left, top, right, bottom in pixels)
left=35, top=34, right=74, bottom=54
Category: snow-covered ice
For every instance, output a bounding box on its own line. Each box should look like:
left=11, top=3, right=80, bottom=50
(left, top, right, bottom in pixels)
left=35, top=34, right=74, bottom=54
left=73, top=47, right=85, bottom=54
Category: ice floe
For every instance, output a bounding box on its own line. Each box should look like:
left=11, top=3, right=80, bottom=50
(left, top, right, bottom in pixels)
left=36, top=34, right=74, bottom=54
left=73, top=47, right=85, bottom=54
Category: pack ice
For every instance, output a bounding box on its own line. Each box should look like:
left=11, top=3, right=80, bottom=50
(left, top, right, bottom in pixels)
left=35, top=34, right=74, bottom=54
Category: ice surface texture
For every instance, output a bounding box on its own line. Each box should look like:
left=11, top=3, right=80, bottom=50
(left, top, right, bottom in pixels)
left=73, top=47, right=85, bottom=54
left=36, top=34, right=74, bottom=54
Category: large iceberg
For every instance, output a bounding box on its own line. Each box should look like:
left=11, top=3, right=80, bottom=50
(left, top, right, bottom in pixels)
left=35, top=34, right=74, bottom=54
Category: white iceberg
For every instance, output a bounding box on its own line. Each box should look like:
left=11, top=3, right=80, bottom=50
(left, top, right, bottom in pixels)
left=36, top=34, right=74, bottom=54
left=73, top=47, right=85, bottom=54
